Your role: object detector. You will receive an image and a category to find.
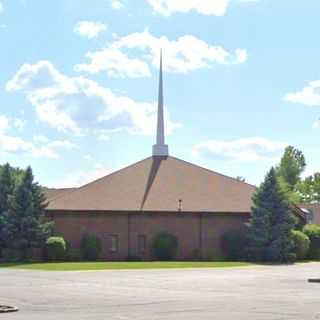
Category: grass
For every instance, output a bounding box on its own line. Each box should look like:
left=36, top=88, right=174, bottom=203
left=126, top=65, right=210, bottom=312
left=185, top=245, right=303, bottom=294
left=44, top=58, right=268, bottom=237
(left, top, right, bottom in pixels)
left=0, top=261, right=253, bottom=271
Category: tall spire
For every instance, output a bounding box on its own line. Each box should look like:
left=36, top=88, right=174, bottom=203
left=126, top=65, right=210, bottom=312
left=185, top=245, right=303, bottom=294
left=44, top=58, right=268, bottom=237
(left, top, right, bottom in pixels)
left=153, top=49, right=169, bottom=157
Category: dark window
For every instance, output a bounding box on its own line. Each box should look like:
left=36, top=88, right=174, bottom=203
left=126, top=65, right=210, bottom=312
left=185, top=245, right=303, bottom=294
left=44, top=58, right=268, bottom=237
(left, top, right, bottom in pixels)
left=138, top=235, right=147, bottom=253
left=111, top=235, right=119, bottom=252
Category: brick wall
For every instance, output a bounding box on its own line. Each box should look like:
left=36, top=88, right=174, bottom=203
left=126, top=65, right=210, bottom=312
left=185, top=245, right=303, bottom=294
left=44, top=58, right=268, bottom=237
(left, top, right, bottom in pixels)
left=49, top=211, right=250, bottom=261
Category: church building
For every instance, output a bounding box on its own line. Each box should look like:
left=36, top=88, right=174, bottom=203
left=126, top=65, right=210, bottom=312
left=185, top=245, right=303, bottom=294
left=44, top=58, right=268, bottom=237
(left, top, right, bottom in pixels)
left=46, top=53, right=306, bottom=261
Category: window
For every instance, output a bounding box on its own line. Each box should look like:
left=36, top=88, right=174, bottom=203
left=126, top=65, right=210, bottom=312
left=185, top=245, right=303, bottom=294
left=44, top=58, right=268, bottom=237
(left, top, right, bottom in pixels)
left=138, top=235, right=147, bottom=253
left=110, top=235, right=119, bottom=252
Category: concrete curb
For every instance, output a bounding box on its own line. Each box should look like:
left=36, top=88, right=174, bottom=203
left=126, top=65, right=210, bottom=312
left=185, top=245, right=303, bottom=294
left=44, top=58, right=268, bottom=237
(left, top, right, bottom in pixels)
left=0, top=306, right=19, bottom=313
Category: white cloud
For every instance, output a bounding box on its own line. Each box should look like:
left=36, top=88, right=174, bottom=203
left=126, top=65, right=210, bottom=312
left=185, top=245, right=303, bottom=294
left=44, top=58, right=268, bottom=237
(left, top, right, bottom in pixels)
left=0, top=115, right=9, bottom=133
left=111, top=0, right=124, bottom=9
left=33, top=135, right=49, bottom=143
left=284, top=81, right=320, bottom=106
left=0, top=1, right=3, bottom=14
left=284, top=81, right=320, bottom=129
left=6, top=60, right=181, bottom=136
left=147, top=0, right=229, bottom=16
left=51, top=164, right=113, bottom=188
left=0, top=116, right=58, bottom=158
left=193, top=137, right=287, bottom=162
left=74, top=21, right=107, bottom=39
left=75, top=29, right=247, bottom=77
left=75, top=47, right=151, bottom=78
left=146, top=0, right=258, bottom=16
left=13, top=118, right=25, bottom=130
left=312, top=118, right=320, bottom=129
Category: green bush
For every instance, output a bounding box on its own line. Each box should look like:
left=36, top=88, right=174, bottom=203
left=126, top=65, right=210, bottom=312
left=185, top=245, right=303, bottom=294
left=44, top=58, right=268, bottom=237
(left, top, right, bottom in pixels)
left=151, top=232, right=178, bottom=261
left=80, top=234, right=102, bottom=261
left=46, top=237, right=66, bottom=261
left=303, top=224, right=320, bottom=260
left=221, top=229, right=248, bottom=261
left=291, top=230, right=310, bottom=261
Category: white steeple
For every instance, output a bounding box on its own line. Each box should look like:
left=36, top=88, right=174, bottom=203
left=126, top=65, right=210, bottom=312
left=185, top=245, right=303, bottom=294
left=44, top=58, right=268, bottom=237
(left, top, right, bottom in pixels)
left=152, top=49, right=169, bottom=157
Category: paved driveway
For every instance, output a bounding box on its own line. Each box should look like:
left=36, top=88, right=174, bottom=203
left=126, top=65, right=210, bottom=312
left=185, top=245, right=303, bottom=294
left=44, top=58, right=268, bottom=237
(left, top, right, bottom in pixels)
left=0, top=263, right=320, bottom=320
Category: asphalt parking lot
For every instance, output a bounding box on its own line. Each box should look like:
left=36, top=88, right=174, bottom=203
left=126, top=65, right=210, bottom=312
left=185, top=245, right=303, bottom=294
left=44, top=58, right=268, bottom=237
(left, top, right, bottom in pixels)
left=1, top=263, right=320, bottom=320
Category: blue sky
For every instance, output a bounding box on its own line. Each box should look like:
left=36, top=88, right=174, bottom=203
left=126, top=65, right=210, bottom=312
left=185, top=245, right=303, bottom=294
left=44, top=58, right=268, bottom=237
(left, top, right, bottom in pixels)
left=0, top=0, right=319, bottom=187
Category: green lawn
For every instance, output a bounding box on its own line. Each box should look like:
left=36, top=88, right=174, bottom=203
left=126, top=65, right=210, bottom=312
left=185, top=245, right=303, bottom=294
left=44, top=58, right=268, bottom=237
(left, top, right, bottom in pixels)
left=0, top=261, right=253, bottom=271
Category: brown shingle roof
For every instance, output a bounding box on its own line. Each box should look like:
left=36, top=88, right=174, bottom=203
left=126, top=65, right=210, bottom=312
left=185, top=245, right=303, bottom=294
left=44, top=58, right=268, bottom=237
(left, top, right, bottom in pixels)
left=44, top=188, right=77, bottom=202
left=47, top=156, right=256, bottom=213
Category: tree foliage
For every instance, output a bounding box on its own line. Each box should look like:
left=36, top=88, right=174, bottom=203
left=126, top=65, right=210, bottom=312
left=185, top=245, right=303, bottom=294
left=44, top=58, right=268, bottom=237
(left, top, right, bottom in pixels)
left=291, top=230, right=310, bottom=260
left=296, top=173, right=320, bottom=203
left=151, top=232, right=178, bottom=261
left=277, top=146, right=306, bottom=191
left=247, top=168, right=295, bottom=262
left=0, top=164, right=53, bottom=260
left=303, top=224, right=320, bottom=260
left=46, top=236, right=66, bottom=261
left=80, top=234, right=102, bottom=261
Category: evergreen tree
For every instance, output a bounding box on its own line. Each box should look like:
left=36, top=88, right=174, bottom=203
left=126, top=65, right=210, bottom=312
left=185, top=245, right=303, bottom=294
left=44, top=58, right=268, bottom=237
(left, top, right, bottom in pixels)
left=0, top=164, right=13, bottom=254
left=248, top=168, right=295, bottom=262
left=0, top=163, right=13, bottom=212
left=7, top=166, right=52, bottom=259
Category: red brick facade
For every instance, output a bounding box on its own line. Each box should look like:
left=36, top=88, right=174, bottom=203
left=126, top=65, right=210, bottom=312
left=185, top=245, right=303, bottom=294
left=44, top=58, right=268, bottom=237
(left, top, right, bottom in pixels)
left=49, top=211, right=250, bottom=260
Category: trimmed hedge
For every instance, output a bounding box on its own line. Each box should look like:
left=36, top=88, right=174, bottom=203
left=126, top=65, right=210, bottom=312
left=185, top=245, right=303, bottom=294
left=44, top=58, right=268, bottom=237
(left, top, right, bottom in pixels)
left=303, top=224, right=320, bottom=260
left=80, top=234, right=102, bottom=261
left=151, top=232, right=178, bottom=261
left=46, top=237, right=66, bottom=261
left=221, top=229, right=248, bottom=261
left=291, top=230, right=310, bottom=261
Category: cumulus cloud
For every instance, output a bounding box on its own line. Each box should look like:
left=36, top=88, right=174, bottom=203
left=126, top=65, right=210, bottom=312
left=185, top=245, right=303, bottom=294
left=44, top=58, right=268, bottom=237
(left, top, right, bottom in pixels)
left=6, top=60, right=181, bottom=136
left=146, top=0, right=258, bottom=16
left=75, top=29, right=247, bottom=77
left=284, top=81, right=320, bottom=106
left=13, top=118, right=25, bottom=130
left=110, top=0, right=124, bottom=9
left=312, top=118, right=320, bottom=129
left=75, top=48, right=151, bottom=78
left=193, top=137, right=287, bottom=162
left=284, top=81, right=320, bottom=129
left=74, top=21, right=107, bottom=39
left=146, top=0, right=229, bottom=16
left=0, top=115, right=58, bottom=159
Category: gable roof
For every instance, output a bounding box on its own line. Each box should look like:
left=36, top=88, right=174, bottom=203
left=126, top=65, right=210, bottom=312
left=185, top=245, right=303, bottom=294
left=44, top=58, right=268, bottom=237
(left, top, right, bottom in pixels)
left=47, top=156, right=256, bottom=213
left=44, top=188, right=77, bottom=202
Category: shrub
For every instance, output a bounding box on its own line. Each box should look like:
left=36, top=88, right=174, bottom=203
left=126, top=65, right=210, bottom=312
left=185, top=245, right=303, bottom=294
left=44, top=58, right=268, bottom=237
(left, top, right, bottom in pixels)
left=303, top=224, right=320, bottom=260
left=221, top=229, right=248, bottom=261
left=46, top=237, right=66, bottom=261
left=291, top=230, right=310, bottom=261
left=151, top=232, right=178, bottom=261
left=67, top=249, right=81, bottom=262
left=80, top=234, right=102, bottom=261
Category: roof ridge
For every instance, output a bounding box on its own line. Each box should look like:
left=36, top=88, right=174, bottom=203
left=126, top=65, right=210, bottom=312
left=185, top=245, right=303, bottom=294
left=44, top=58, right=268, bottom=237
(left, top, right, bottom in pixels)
left=170, top=156, right=256, bottom=189
left=48, top=157, right=152, bottom=205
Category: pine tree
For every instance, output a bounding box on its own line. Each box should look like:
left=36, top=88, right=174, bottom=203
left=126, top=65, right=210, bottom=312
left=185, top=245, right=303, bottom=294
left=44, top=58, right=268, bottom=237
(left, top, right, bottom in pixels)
left=248, top=167, right=295, bottom=262
left=0, top=164, right=13, bottom=254
left=7, top=166, right=52, bottom=259
left=0, top=163, right=13, bottom=212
